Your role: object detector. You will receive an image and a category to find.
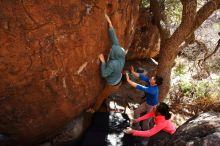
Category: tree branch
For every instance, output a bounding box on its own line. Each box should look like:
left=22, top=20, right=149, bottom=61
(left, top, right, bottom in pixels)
left=203, top=39, right=220, bottom=62
left=161, top=0, right=220, bottom=57
left=154, top=0, right=220, bottom=101
left=176, top=0, right=220, bottom=53
left=167, top=0, right=197, bottom=52
left=194, top=0, right=220, bottom=30
left=150, top=0, right=170, bottom=43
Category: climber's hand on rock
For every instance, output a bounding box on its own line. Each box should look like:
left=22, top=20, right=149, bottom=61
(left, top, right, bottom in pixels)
left=126, top=129, right=133, bottom=134
left=123, top=127, right=133, bottom=134
left=130, top=66, right=135, bottom=73
left=126, top=73, right=130, bottom=81
left=99, top=54, right=105, bottom=63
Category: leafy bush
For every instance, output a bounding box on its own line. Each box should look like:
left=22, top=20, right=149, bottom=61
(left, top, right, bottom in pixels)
left=174, top=63, right=186, bottom=76
left=169, top=79, right=220, bottom=116
left=178, top=81, right=193, bottom=96
left=142, top=0, right=150, bottom=8
left=177, top=80, right=213, bottom=99
left=217, top=77, right=220, bottom=86
left=195, top=81, right=210, bottom=98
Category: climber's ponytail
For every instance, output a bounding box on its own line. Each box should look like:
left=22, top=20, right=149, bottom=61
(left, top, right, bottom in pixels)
left=164, top=111, right=171, bottom=120
left=156, top=102, right=172, bottom=120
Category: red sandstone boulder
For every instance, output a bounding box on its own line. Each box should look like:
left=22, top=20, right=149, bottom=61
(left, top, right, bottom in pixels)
left=0, top=0, right=140, bottom=144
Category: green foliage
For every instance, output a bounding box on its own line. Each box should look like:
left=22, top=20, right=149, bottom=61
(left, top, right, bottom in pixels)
left=141, top=0, right=209, bottom=27
left=174, top=63, right=186, bottom=76
left=175, top=80, right=216, bottom=99
left=164, top=0, right=182, bottom=25
left=163, top=0, right=208, bottom=25
left=142, top=0, right=182, bottom=24
left=169, top=79, right=220, bottom=117
left=178, top=81, right=194, bottom=97
left=216, top=78, right=220, bottom=98
left=142, top=0, right=150, bottom=8
left=212, top=23, right=220, bottom=30
left=217, top=77, right=220, bottom=86
left=195, top=81, right=210, bottom=98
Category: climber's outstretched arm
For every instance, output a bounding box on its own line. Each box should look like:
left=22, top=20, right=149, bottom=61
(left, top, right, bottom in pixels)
left=105, top=14, right=113, bottom=27
left=126, top=73, right=138, bottom=88
left=105, top=14, right=119, bottom=45
left=130, top=66, right=140, bottom=78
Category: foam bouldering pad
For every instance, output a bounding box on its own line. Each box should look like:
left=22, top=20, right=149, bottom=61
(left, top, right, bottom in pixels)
left=80, top=112, right=137, bottom=146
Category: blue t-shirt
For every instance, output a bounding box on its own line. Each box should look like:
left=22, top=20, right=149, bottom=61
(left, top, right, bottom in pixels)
left=136, top=74, right=159, bottom=106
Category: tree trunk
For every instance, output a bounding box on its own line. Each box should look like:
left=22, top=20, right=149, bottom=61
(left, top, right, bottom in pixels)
left=150, top=0, right=170, bottom=43
left=157, top=0, right=197, bottom=101
left=157, top=0, right=220, bottom=101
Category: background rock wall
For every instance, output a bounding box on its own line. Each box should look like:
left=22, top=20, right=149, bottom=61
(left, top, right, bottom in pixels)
left=167, top=112, right=220, bottom=146
left=0, top=0, right=140, bottom=143
left=127, top=8, right=160, bottom=60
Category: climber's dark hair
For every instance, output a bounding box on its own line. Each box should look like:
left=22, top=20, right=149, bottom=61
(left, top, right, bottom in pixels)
left=155, top=75, right=163, bottom=86
left=156, top=102, right=171, bottom=120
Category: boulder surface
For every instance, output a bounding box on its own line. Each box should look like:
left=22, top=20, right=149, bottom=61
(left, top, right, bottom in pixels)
left=0, top=0, right=140, bottom=144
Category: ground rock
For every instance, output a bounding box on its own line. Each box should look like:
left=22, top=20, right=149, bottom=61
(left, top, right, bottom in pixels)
left=150, top=111, right=220, bottom=146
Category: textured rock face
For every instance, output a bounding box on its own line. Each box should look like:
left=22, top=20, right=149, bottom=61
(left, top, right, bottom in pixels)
left=127, top=8, right=160, bottom=60
left=167, top=112, right=220, bottom=146
left=150, top=112, right=220, bottom=146
left=0, top=0, right=140, bottom=144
